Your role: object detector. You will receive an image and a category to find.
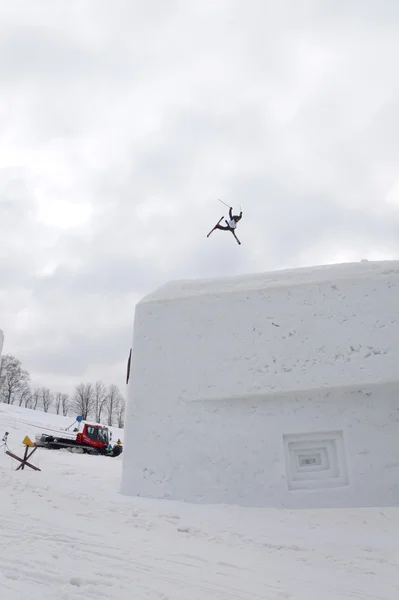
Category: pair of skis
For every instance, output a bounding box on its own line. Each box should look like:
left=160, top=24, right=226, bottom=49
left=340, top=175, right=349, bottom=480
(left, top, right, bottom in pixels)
left=207, top=217, right=241, bottom=245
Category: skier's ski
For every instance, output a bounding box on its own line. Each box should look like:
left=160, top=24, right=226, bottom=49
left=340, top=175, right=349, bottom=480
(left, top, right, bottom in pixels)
left=207, top=216, right=223, bottom=238
left=223, top=219, right=241, bottom=245
left=207, top=216, right=241, bottom=245
left=231, top=230, right=241, bottom=245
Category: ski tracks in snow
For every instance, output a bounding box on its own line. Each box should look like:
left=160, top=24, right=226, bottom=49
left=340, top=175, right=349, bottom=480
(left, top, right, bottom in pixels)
left=0, top=516, right=283, bottom=600
left=1, top=454, right=399, bottom=600
left=0, top=469, right=286, bottom=600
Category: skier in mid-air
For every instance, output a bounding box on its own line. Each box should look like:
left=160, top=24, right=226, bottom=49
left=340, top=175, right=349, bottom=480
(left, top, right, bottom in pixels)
left=207, top=206, right=243, bottom=244
left=214, top=206, right=242, bottom=233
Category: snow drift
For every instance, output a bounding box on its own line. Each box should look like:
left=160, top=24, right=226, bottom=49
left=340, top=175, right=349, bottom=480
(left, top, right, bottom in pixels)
left=122, top=260, right=399, bottom=508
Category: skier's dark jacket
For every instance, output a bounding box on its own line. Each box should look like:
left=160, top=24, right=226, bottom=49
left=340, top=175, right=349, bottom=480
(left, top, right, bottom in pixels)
left=229, top=206, right=242, bottom=223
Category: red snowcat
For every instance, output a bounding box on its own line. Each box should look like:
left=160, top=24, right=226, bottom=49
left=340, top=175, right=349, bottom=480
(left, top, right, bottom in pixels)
left=35, top=420, right=122, bottom=457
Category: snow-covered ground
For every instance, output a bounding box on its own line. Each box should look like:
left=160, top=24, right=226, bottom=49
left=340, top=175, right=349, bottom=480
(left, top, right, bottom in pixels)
left=1, top=405, right=398, bottom=599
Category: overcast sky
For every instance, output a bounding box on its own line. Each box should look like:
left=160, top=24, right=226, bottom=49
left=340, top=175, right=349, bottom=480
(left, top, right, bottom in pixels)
left=1, top=0, right=399, bottom=395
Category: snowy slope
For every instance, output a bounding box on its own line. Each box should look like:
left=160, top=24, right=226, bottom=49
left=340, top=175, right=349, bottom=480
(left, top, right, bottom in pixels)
left=1, top=404, right=399, bottom=600
left=0, top=403, right=124, bottom=443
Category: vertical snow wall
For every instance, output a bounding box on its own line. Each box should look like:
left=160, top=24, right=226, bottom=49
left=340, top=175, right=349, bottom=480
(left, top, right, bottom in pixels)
left=122, top=261, right=399, bottom=508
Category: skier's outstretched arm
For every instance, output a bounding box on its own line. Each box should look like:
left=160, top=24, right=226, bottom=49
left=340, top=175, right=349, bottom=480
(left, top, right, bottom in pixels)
left=229, top=206, right=233, bottom=219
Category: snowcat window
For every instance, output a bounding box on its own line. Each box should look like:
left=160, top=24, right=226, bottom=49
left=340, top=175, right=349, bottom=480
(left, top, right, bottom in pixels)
left=85, top=426, right=108, bottom=443
left=97, top=428, right=108, bottom=443
left=86, top=427, right=96, bottom=440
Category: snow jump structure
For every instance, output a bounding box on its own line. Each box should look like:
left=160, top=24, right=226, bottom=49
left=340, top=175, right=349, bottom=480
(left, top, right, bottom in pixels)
left=122, top=260, right=399, bottom=509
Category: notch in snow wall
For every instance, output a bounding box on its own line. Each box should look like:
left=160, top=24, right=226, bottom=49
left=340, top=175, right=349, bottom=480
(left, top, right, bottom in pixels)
left=283, top=430, right=349, bottom=491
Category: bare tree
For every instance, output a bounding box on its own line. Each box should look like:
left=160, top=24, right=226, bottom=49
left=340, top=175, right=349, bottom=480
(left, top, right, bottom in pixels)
left=105, top=384, right=123, bottom=426
left=55, top=392, right=62, bottom=415
left=55, top=392, right=69, bottom=415
left=24, top=389, right=34, bottom=409
left=93, top=381, right=107, bottom=423
left=0, top=356, right=127, bottom=426
left=61, top=393, right=70, bottom=416
left=106, top=384, right=117, bottom=426
left=31, top=388, right=40, bottom=410
left=18, top=385, right=31, bottom=408
left=116, top=396, right=125, bottom=428
left=72, top=383, right=94, bottom=420
left=0, top=355, right=30, bottom=405
left=40, top=387, right=53, bottom=412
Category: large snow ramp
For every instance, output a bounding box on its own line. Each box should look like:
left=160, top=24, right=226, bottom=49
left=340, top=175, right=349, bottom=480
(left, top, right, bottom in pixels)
left=122, top=260, right=399, bottom=508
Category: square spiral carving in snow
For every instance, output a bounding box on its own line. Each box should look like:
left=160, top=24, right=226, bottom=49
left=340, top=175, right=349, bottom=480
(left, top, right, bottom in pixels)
left=283, top=431, right=348, bottom=491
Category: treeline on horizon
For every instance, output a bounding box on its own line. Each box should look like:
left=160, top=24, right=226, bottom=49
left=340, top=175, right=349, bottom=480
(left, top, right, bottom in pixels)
left=0, top=354, right=125, bottom=428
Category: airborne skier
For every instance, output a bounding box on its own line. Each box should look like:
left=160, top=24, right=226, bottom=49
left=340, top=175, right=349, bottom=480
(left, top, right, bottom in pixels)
left=215, top=206, right=243, bottom=233
left=207, top=206, right=243, bottom=244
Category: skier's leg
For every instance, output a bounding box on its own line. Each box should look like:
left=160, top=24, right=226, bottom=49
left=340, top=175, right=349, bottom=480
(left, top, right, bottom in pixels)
left=215, top=224, right=229, bottom=231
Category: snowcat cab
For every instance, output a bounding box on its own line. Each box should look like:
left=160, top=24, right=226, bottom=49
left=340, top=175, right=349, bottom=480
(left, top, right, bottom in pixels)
left=77, top=424, right=110, bottom=450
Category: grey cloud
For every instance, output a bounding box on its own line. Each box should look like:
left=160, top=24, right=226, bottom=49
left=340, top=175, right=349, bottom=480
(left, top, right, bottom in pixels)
left=33, top=258, right=163, bottom=297
left=21, top=323, right=132, bottom=378
left=0, top=27, right=101, bottom=82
